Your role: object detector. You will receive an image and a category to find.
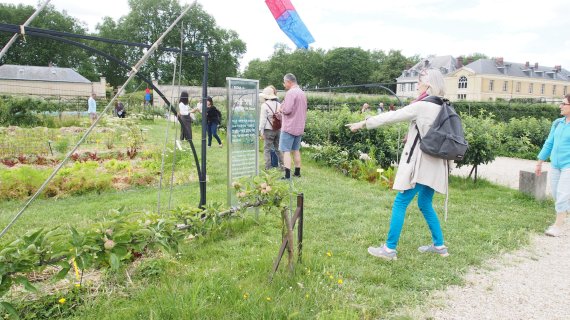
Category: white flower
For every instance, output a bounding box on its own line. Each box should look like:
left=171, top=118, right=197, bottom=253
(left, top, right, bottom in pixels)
left=359, top=153, right=371, bottom=161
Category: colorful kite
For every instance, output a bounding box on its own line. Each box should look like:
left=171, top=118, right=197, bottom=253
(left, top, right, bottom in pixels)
left=265, top=0, right=315, bottom=49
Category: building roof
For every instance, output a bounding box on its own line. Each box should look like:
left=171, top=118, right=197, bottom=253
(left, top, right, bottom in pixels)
left=0, top=64, right=91, bottom=83
left=397, top=55, right=457, bottom=81
left=462, top=59, right=570, bottom=82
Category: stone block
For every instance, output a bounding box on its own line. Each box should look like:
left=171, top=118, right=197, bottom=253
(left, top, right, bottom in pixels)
left=519, top=170, right=547, bottom=200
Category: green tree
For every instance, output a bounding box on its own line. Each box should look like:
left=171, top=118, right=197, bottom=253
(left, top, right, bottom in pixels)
left=243, top=58, right=271, bottom=86
left=456, top=112, right=500, bottom=182
left=120, top=0, right=182, bottom=82
left=0, top=4, right=98, bottom=80
left=370, top=50, right=419, bottom=92
left=117, top=1, right=246, bottom=87
left=91, top=17, right=133, bottom=88
left=322, top=47, right=372, bottom=87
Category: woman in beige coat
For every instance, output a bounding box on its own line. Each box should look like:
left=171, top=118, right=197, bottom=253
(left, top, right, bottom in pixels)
left=347, top=68, right=450, bottom=260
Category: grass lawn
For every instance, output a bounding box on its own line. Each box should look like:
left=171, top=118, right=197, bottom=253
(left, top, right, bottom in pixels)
left=0, top=119, right=554, bottom=319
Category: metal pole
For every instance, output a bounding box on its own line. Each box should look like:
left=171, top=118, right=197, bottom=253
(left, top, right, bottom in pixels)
left=199, top=53, right=209, bottom=208
left=0, top=0, right=51, bottom=60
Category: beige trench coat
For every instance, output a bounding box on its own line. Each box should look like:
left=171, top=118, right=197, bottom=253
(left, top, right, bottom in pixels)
left=364, top=98, right=450, bottom=194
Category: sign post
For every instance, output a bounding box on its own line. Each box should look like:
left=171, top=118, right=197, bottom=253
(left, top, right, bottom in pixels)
left=226, top=78, right=260, bottom=207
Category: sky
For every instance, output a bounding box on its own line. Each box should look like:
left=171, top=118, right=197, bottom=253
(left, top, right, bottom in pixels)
left=2, top=0, right=570, bottom=72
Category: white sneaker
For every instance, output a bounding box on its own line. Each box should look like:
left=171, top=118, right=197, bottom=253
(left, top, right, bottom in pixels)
left=545, top=225, right=561, bottom=237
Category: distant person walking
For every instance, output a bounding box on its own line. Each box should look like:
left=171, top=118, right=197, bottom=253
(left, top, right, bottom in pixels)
left=144, top=88, right=152, bottom=106
left=536, top=94, right=570, bottom=237
left=259, top=86, right=284, bottom=170
left=278, top=73, right=308, bottom=179
left=346, top=68, right=450, bottom=260
left=87, top=93, right=97, bottom=122
left=206, top=97, right=223, bottom=147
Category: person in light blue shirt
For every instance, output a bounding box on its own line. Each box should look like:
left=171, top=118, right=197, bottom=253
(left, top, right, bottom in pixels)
left=536, top=94, right=570, bottom=237
left=87, top=93, right=97, bottom=123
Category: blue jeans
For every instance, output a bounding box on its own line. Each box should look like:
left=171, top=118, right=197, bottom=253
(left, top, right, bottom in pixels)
left=551, top=168, right=570, bottom=214
left=207, top=122, right=222, bottom=146
left=386, top=183, right=445, bottom=250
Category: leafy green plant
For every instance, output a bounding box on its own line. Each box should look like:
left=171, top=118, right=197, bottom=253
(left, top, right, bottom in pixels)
left=456, top=112, right=501, bottom=181
left=53, top=137, right=70, bottom=154
left=0, top=174, right=292, bottom=316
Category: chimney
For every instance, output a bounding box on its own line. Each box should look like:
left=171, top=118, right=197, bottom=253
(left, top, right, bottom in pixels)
left=525, top=61, right=529, bottom=68
left=555, top=65, right=562, bottom=72
left=466, top=57, right=474, bottom=64
left=534, top=62, right=539, bottom=69
left=424, top=59, right=430, bottom=68
left=456, top=56, right=464, bottom=69
left=495, top=57, right=504, bottom=66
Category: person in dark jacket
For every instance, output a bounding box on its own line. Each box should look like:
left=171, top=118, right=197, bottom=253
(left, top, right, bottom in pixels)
left=205, top=96, right=223, bottom=147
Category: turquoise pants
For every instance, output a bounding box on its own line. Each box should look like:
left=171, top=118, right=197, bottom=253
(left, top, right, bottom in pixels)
left=386, top=183, right=444, bottom=249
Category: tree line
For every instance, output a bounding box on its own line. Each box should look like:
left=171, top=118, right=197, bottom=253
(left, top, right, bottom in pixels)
left=243, top=45, right=421, bottom=93
left=0, top=1, right=246, bottom=89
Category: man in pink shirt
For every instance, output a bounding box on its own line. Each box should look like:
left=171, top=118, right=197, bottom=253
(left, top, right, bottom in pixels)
left=278, top=73, right=308, bottom=179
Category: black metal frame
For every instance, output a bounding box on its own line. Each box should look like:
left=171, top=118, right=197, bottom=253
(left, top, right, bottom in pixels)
left=304, top=83, right=404, bottom=108
left=0, top=23, right=209, bottom=207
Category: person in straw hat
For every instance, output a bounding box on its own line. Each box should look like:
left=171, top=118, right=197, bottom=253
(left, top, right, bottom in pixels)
left=259, top=86, right=283, bottom=170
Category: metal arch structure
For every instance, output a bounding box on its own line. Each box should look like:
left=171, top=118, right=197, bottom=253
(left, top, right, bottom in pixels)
left=0, top=23, right=209, bottom=208
left=304, top=83, right=404, bottom=108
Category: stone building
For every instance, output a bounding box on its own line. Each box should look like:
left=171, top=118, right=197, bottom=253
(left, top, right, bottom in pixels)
left=0, top=64, right=106, bottom=99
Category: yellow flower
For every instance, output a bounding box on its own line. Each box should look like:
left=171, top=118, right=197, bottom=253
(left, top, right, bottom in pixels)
left=326, top=251, right=332, bottom=257
left=58, top=298, right=66, bottom=304
left=329, top=275, right=334, bottom=280
left=337, top=279, right=344, bottom=285
left=243, top=293, right=249, bottom=300
left=74, top=283, right=81, bottom=288
left=377, top=168, right=384, bottom=174
left=266, top=297, right=272, bottom=302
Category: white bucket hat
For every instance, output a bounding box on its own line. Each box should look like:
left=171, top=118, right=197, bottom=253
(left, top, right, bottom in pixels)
left=259, top=86, right=278, bottom=100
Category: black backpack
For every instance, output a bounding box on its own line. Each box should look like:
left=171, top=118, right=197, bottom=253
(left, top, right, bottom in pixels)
left=414, top=96, right=468, bottom=161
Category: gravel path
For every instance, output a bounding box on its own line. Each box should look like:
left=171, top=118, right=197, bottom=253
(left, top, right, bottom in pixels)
left=420, top=158, right=570, bottom=319
left=426, top=222, right=570, bottom=320
left=451, top=156, right=552, bottom=195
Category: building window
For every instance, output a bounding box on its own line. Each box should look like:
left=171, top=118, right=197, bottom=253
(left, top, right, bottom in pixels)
left=411, top=83, right=416, bottom=91
left=553, top=85, right=557, bottom=95
left=541, top=84, right=545, bottom=94
left=489, top=80, right=494, bottom=92
left=458, top=76, right=467, bottom=89
left=516, top=82, right=521, bottom=92
left=457, top=94, right=466, bottom=100
left=529, top=83, right=533, bottom=94
left=503, top=81, right=508, bottom=92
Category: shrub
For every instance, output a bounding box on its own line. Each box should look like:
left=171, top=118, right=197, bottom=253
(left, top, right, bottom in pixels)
left=456, top=112, right=502, bottom=181
left=54, top=138, right=70, bottom=154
